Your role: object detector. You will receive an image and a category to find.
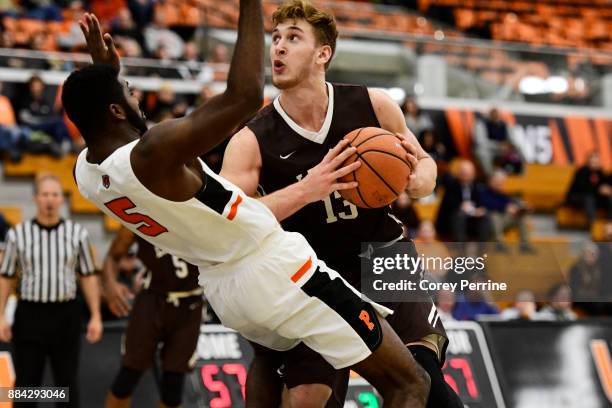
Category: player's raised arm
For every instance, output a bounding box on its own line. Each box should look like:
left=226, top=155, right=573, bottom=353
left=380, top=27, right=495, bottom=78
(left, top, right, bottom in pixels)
left=139, top=0, right=264, bottom=166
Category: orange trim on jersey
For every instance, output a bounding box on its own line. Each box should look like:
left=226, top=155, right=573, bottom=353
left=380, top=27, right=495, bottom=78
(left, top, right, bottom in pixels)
left=590, top=340, right=612, bottom=403
left=445, top=109, right=471, bottom=157
left=291, top=257, right=313, bottom=283
left=227, top=195, right=243, bottom=221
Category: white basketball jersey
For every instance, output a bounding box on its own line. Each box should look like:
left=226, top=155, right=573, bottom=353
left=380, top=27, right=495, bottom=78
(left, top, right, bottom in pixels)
left=75, top=140, right=282, bottom=272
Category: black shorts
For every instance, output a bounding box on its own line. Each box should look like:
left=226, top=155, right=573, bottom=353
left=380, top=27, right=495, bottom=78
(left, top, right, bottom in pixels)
left=122, top=291, right=202, bottom=373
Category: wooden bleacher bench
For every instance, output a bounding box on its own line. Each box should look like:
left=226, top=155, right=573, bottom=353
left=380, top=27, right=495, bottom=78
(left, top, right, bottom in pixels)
left=591, top=220, right=608, bottom=241
left=413, top=200, right=439, bottom=222
left=503, top=164, right=575, bottom=212
left=0, top=206, right=23, bottom=227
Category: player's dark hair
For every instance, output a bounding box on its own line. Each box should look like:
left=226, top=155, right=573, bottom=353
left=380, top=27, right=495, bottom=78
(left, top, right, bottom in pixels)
left=61, top=64, right=125, bottom=142
left=273, top=0, right=338, bottom=69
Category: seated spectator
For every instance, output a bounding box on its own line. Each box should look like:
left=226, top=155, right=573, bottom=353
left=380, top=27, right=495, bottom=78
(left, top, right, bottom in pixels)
left=500, top=290, right=537, bottom=320
left=414, top=220, right=450, bottom=279
left=565, top=152, right=612, bottom=225
left=473, top=107, right=523, bottom=176
left=127, top=0, right=154, bottom=29
left=144, top=9, right=184, bottom=59
left=479, top=170, right=533, bottom=252
left=110, top=7, right=145, bottom=49
left=208, top=43, right=229, bottom=64
left=435, top=289, right=456, bottom=322
left=15, top=75, right=71, bottom=148
left=0, top=81, right=21, bottom=161
left=452, top=274, right=500, bottom=320
left=536, top=284, right=577, bottom=321
left=391, top=192, right=420, bottom=238
left=403, top=97, right=433, bottom=136
left=148, top=83, right=187, bottom=122
left=436, top=159, right=492, bottom=243
left=418, top=129, right=447, bottom=164
left=569, top=241, right=608, bottom=316
left=56, top=1, right=87, bottom=51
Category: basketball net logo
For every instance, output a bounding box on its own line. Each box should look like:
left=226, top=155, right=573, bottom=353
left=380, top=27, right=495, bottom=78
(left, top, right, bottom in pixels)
left=102, top=175, right=110, bottom=189
left=359, top=310, right=375, bottom=331
left=590, top=339, right=612, bottom=402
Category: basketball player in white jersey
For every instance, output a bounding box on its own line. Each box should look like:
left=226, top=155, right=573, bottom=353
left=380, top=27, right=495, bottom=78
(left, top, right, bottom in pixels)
left=220, top=1, right=461, bottom=407
left=64, top=5, right=430, bottom=407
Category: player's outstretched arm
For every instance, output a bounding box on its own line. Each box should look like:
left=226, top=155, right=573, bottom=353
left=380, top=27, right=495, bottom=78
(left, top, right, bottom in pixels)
left=101, top=226, right=136, bottom=318
left=368, top=88, right=437, bottom=198
left=79, top=13, right=120, bottom=70
left=139, top=0, right=264, bottom=167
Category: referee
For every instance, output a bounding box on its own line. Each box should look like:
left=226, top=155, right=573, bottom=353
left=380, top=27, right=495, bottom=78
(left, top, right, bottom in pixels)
left=0, top=173, right=103, bottom=407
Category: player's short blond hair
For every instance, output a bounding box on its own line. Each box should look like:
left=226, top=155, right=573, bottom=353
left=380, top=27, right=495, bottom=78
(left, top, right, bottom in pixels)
left=272, top=0, right=338, bottom=69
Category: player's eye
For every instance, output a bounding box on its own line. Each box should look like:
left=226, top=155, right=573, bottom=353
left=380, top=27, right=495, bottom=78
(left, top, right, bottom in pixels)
left=290, top=35, right=298, bottom=41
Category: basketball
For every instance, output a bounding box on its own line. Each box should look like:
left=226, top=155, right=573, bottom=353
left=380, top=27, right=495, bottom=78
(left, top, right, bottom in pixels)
left=338, top=127, right=411, bottom=208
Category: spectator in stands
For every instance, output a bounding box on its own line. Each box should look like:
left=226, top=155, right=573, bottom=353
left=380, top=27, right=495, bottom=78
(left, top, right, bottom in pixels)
left=148, top=83, right=187, bottom=122
left=419, top=129, right=447, bottom=164
left=473, top=107, right=522, bottom=176
left=110, top=8, right=145, bottom=50
left=391, top=192, right=420, bottom=238
left=569, top=241, right=608, bottom=316
left=56, top=1, right=87, bottom=51
left=0, top=81, right=22, bottom=162
left=536, top=284, right=577, bottom=321
left=415, top=220, right=451, bottom=279
left=452, top=273, right=499, bottom=320
left=20, top=0, right=63, bottom=21
left=403, top=98, right=433, bottom=136
left=500, top=290, right=537, bottom=320
left=566, top=152, right=612, bottom=225
left=480, top=170, right=533, bottom=252
left=208, top=43, right=230, bottom=64
left=143, top=8, right=184, bottom=59
left=127, top=0, right=154, bottom=29
left=436, top=159, right=492, bottom=243
left=435, top=289, right=456, bottom=322
left=15, top=75, right=71, bottom=149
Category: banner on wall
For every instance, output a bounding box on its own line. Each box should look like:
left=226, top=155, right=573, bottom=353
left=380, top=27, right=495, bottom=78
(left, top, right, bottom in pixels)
left=426, top=109, right=612, bottom=169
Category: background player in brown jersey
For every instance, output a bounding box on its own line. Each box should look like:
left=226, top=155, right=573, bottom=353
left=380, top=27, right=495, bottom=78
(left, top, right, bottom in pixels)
left=102, top=226, right=202, bottom=408
left=221, top=1, right=462, bottom=407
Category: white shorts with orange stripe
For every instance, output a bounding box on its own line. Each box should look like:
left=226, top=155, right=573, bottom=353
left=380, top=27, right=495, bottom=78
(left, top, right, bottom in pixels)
left=200, top=230, right=393, bottom=369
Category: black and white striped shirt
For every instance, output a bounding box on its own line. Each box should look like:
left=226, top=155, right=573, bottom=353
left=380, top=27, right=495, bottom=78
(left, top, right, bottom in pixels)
left=0, top=219, right=96, bottom=302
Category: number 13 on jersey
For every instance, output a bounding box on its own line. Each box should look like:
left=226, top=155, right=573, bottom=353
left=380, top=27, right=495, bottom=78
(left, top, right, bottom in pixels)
left=295, top=174, right=358, bottom=224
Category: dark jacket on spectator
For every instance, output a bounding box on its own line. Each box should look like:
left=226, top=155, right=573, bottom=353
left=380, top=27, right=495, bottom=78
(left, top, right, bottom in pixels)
left=435, top=176, right=486, bottom=235
left=479, top=188, right=513, bottom=213
left=566, top=166, right=607, bottom=200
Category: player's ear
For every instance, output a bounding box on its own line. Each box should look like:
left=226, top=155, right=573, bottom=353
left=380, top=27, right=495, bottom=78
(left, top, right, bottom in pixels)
left=317, top=45, right=332, bottom=67
left=109, top=103, right=126, bottom=120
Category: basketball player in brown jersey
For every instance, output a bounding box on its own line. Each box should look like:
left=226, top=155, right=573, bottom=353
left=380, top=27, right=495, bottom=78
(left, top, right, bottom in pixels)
left=103, top=227, right=202, bottom=408
left=221, top=1, right=462, bottom=407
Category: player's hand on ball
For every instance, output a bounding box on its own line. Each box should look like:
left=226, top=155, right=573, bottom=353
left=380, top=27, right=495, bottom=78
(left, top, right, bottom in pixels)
left=79, top=13, right=120, bottom=69
left=0, top=317, right=11, bottom=343
left=105, top=282, right=134, bottom=318
left=86, top=315, right=103, bottom=344
left=300, top=139, right=361, bottom=203
left=395, top=133, right=421, bottom=195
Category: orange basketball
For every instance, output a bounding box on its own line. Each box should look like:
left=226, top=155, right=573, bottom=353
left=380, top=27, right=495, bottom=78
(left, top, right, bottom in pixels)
left=338, top=127, right=411, bottom=208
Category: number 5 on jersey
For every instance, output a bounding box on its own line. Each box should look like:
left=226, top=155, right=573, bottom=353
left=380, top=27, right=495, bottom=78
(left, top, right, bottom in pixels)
left=105, top=197, right=168, bottom=237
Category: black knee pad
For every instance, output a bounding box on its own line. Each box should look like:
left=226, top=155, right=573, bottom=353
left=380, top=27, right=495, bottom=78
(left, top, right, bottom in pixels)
left=160, top=371, right=185, bottom=407
left=111, top=366, right=144, bottom=399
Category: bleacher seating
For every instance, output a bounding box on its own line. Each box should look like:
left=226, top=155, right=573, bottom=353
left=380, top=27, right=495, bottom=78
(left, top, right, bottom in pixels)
left=0, top=206, right=22, bottom=227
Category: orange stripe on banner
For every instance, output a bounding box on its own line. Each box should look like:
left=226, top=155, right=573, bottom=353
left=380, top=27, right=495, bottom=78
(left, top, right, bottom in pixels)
left=549, top=119, right=568, bottom=166
left=565, top=117, right=595, bottom=166
left=593, top=119, right=612, bottom=171
left=291, top=257, right=313, bottom=283
left=590, top=340, right=612, bottom=403
left=445, top=109, right=471, bottom=157
left=227, top=195, right=243, bottom=221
